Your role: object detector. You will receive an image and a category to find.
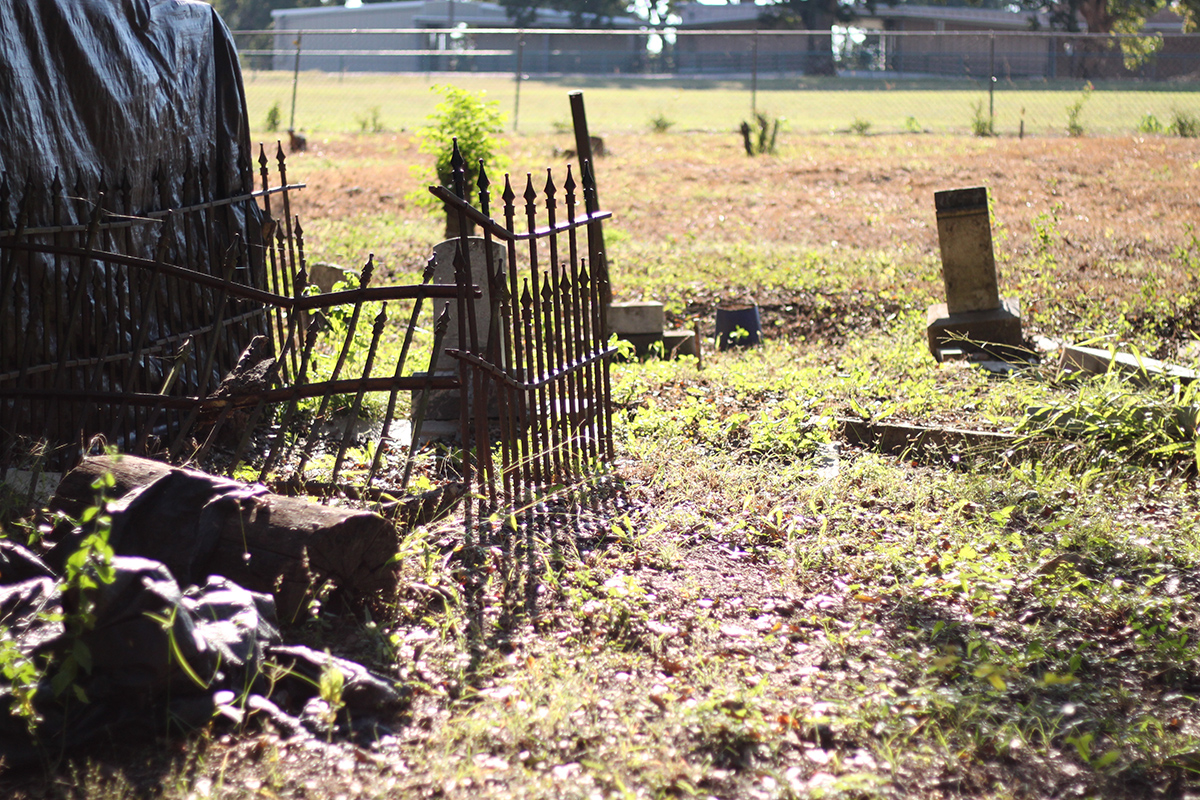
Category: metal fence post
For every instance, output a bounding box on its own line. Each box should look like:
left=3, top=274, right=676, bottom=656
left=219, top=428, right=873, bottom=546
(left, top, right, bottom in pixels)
left=988, top=32, right=996, bottom=130
left=289, top=33, right=302, bottom=132
left=751, top=31, right=759, bottom=117
left=514, top=32, right=525, bottom=132
left=568, top=91, right=609, bottom=309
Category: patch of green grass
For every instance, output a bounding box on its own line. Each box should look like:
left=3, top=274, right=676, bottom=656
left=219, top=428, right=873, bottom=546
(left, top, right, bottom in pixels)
left=243, top=70, right=1200, bottom=136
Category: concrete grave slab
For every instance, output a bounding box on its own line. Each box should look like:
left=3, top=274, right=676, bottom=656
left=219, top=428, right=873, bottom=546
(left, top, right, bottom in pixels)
left=1059, top=344, right=1197, bottom=384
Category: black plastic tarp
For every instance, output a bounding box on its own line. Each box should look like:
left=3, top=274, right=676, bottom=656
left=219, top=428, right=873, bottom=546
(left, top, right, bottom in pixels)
left=0, top=0, right=255, bottom=215
left=0, top=0, right=272, bottom=468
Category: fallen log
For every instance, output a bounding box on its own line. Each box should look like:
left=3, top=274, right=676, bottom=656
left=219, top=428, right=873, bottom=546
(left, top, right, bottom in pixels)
left=50, top=455, right=410, bottom=621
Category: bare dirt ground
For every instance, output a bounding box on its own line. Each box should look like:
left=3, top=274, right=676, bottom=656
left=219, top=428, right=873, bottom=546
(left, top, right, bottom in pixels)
left=289, top=131, right=1200, bottom=351
left=289, top=131, right=1198, bottom=272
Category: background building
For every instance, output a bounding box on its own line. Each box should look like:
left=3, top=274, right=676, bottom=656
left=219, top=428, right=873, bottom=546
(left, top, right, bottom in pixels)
left=271, top=0, right=647, bottom=74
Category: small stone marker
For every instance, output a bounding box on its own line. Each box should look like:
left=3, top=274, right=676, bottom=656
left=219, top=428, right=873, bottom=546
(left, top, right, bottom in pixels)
left=307, top=262, right=354, bottom=294
left=606, top=301, right=699, bottom=360
left=926, top=187, right=1023, bottom=361
left=608, top=300, right=664, bottom=358
left=607, top=302, right=664, bottom=337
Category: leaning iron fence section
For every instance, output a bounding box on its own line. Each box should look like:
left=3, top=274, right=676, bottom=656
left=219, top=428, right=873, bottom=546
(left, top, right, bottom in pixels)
left=433, top=142, right=616, bottom=538
left=0, top=135, right=617, bottom=544
left=0, top=144, right=471, bottom=489
left=0, top=144, right=293, bottom=470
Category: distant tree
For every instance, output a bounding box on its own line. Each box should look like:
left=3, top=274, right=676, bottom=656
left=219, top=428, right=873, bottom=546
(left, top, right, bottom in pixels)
left=500, top=0, right=544, bottom=26
left=499, top=0, right=635, bottom=26
left=204, top=0, right=325, bottom=31
left=1016, top=0, right=1197, bottom=75
left=1022, top=0, right=1158, bottom=33
left=1017, top=0, right=1198, bottom=33
left=1182, top=0, right=1200, bottom=30
left=758, top=0, right=859, bottom=75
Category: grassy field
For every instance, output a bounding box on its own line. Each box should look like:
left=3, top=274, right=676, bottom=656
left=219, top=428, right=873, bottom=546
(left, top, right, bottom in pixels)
left=244, top=70, right=1200, bottom=136
left=6, top=131, right=1200, bottom=798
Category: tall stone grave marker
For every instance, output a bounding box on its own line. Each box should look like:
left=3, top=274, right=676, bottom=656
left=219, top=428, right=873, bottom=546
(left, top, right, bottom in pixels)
left=926, top=187, right=1023, bottom=361
left=430, top=237, right=506, bottom=371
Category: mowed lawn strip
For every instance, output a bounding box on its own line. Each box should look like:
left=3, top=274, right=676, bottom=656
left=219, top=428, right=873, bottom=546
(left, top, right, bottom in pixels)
left=243, top=70, right=1200, bottom=135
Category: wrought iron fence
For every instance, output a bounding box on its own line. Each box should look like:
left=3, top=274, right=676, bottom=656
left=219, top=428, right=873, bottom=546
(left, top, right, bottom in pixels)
left=0, top=146, right=284, bottom=470
left=0, top=145, right=464, bottom=482
left=0, top=136, right=618, bottom=551
left=434, top=141, right=616, bottom=540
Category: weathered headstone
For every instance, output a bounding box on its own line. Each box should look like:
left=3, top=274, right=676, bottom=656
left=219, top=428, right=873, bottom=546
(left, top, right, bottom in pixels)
left=417, top=237, right=506, bottom=428
left=926, top=187, right=1023, bottom=361
left=307, top=262, right=354, bottom=293
left=430, top=237, right=506, bottom=372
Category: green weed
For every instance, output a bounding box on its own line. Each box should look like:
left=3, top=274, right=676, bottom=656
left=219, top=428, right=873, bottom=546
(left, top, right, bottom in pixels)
left=1138, top=111, right=1164, bottom=134
left=264, top=100, right=281, bottom=133
left=355, top=105, right=386, bottom=133
left=411, top=84, right=507, bottom=209
left=1017, top=370, right=1200, bottom=470
left=970, top=99, right=994, bottom=137
left=1169, top=108, right=1199, bottom=138
left=1065, top=83, right=1093, bottom=137
left=740, top=113, right=781, bottom=155
left=648, top=112, right=674, bottom=133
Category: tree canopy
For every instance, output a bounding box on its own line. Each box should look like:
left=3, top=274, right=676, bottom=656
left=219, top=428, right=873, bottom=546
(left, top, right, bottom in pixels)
left=500, top=0, right=633, bottom=26
left=757, top=0, right=856, bottom=30
left=964, top=0, right=1200, bottom=33
left=204, top=0, right=326, bottom=31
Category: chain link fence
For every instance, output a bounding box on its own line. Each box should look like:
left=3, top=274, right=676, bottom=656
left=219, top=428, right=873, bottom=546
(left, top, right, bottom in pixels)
left=233, top=28, right=1200, bottom=136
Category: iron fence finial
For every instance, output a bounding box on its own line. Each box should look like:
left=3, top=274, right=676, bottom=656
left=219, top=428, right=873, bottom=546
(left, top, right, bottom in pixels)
left=477, top=160, right=491, bottom=216
left=450, top=138, right=466, bottom=200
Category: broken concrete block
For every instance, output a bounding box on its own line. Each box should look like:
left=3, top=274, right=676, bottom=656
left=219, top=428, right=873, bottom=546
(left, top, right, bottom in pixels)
left=608, top=301, right=665, bottom=336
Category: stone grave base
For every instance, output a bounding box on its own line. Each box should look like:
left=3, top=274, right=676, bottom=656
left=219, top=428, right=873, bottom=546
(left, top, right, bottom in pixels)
left=926, top=296, right=1023, bottom=362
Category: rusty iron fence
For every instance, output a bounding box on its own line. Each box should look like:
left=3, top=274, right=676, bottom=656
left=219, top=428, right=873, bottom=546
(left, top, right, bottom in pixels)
left=434, top=142, right=616, bottom=542
left=0, top=145, right=458, bottom=483
left=0, top=145, right=286, bottom=471
left=1, top=139, right=617, bottom=546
